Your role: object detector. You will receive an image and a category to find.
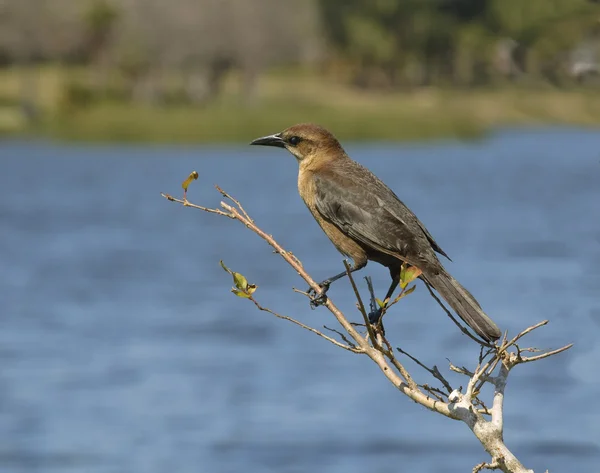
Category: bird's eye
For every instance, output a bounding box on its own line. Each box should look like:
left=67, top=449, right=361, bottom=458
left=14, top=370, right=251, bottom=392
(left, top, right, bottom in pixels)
left=288, top=136, right=301, bottom=146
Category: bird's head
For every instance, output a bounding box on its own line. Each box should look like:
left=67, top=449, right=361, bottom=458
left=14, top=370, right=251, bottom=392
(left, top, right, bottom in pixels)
left=250, top=123, right=345, bottom=169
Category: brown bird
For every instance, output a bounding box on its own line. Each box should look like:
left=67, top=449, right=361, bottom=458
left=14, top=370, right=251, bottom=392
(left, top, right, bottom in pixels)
left=250, top=124, right=501, bottom=342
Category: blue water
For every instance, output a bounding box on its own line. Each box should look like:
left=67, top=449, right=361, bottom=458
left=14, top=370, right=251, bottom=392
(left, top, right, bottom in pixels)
left=0, top=128, right=599, bottom=473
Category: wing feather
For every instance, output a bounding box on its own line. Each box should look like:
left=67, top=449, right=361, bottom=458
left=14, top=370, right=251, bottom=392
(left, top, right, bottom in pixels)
left=313, top=169, right=449, bottom=267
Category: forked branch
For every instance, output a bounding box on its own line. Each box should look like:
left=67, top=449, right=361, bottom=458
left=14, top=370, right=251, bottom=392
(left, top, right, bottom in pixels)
left=162, top=184, right=572, bottom=473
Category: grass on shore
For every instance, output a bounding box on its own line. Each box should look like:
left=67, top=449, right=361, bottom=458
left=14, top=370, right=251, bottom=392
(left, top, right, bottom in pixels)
left=1, top=66, right=599, bottom=143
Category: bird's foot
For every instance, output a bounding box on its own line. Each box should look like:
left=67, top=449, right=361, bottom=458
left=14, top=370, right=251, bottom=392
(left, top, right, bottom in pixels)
left=307, top=281, right=331, bottom=309
left=368, top=307, right=383, bottom=325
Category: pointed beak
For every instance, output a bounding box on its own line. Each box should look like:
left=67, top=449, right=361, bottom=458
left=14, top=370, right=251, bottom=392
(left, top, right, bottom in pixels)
left=249, top=133, right=286, bottom=148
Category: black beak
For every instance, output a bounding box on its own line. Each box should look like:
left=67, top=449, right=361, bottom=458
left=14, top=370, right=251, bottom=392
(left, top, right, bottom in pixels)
left=249, top=133, right=286, bottom=148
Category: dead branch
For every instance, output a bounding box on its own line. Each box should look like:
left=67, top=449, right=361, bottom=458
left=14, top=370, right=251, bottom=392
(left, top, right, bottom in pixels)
left=474, top=460, right=501, bottom=473
left=397, top=347, right=453, bottom=393
left=162, top=184, right=572, bottom=473
left=247, top=296, right=363, bottom=353
left=343, top=260, right=378, bottom=348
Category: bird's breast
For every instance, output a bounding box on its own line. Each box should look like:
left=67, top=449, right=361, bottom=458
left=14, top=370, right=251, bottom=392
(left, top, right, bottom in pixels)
left=297, top=170, right=367, bottom=263
left=297, top=169, right=316, bottom=209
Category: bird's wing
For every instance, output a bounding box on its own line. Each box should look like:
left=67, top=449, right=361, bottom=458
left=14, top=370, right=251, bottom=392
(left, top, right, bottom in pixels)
left=313, top=172, right=444, bottom=267
left=390, top=197, right=451, bottom=261
left=417, top=219, right=451, bottom=260
left=379, top=181, right=450, bottom=260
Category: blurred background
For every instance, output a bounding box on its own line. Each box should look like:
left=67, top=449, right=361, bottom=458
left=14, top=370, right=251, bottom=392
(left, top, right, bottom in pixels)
left=0, top=0, right=600, bottom=141
left=1, top=1, right=600, bottom=473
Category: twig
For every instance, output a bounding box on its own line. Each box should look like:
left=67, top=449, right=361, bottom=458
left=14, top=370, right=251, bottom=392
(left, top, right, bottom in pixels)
left=449, top=363, right=476, bottom=377
left=473, top=460, right=500, bottom=473
left=292, top=287, right=311, bottom=298
left=164, top=185, right=571, bottom=473
left=164, top=190, right=367, bottom=347
left=380, top=335, right=418, bottom=389
left=248, top=297, right=363, bottom=354
left=449, top=363, right=496, bottom=385
left=397, top=347, right=453, bottom=393
left=384, top=282, right=412, bottom=311
left=215, top=185, right=253, bottom=222
left=467, top=349, right=500, bottom=401
left=275, top=250, right=303, bottom=266
left=516, top=344, right=573, bottom=364
left=362, top=277, right=420, bottom=391
left=161, top=193, right=234, bottom=218
left=323, top=325, right=358, bottom=349
left=474, top=402, right=492, bottom=417
left=420, top=384, right=448, bottom=402
left=218, top=201, right=368, bottom=347
left=500, top=320, right=572, bottom=368
left=343, top=260, right=378, bottom=348
left=506, top=320, right=548, bottom=347
left=476, top=355, right=501, bottom=394
left=365, top=277, right=379, bottom=315
left=424, top=281, right=492, bottom=347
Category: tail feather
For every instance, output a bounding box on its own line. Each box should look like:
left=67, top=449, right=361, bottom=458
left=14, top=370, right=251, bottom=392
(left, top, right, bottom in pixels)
left=424, top=270, right=501, bottom=342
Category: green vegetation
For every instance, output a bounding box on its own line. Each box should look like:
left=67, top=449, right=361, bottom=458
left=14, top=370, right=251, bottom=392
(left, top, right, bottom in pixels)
left=0, top=0, right=599, bottom=142
left=0, top=66, right=596, bottom=143
left=320, top=0, right=600, bottom=87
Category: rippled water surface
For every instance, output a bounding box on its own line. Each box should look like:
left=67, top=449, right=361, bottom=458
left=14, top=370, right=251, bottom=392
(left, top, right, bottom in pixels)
left=1, top=128, right=599, bottom=473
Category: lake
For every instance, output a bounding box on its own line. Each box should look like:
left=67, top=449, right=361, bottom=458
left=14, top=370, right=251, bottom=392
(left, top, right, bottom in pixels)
left=1, top=127, right=599, bottom=473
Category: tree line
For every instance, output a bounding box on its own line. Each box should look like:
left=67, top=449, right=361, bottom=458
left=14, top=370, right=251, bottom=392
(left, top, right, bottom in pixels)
left=0, top=0, right=598, bottom=107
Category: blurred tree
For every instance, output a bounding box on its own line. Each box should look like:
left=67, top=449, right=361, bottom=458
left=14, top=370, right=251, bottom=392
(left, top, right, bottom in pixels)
left=319, top=0, right=483, bottom=87
left=0, top=0, right=70, bottom=121
left=110, top=0, right=323, bottom=105
left=318, top=0, right=600, bottom=87
left=486, top=0, right=599, bottom=82
left=83, top=0, right=119, bottom=95
left=0, top=0, right=598, bottom=108
left=83, top=0, right=118, bottom=62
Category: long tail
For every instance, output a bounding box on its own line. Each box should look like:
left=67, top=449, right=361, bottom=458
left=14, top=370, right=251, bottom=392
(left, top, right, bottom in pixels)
left=423, top=270, right=501, bottom=342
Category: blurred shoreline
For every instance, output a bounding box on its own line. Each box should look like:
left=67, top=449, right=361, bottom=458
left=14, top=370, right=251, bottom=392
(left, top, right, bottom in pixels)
left=1, top=66, right=599, bottom=144
left=2, top=0, right=599, bottom=143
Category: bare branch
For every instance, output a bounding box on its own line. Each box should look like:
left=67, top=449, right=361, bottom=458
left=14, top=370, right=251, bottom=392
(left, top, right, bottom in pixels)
left=385, top=282, right=415, bottom=311
left=343, top=260, right=378, bottom=348
left=516, top=344, right=573, bottom=364
left=475, top=355, right=502, bottom=394
left=473, top=460, right=501, bottom=473
left=450, top=363, right=477, bottom=377
left=163, top=184, right=570, bottom=473
left=278, top=250, right=303, bottom=267
left=379, top=335, right=418, bottom=390
left=292, top=287, right=310, bottom=297
left=366, top=349, right=455, bottom=419
left=248, top=297, right=363, bottom=354
left=215, top=200, right=368, bottom=347
left=507, top=320, right=548, bottom=347
left=323, top=325, right=358, bottom=349
left=162, top=192, right=234, bottom=218
left=466, top=350, right=499, bottom=402
left=500, top=320, right=573, bottom=368
left=215, top=185, right=253, bottom=222
left=397, top=347, right=453, bottom=393
left=165, top=188, right=366, bottom=347
left=473, top=399, right=492, bottom=417
left=420, top=384, right=448, bottom=402
left=364, top=276, right=379, bottom=315
left=491, top=363, right=509, bottom=431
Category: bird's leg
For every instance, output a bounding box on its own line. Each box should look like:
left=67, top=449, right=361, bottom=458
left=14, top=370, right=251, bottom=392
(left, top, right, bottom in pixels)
left=368, top=275, right=400, bottom=324
left=307, top=261, right=366, bottom=308
left=307, top=269, right=347, bottom=308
